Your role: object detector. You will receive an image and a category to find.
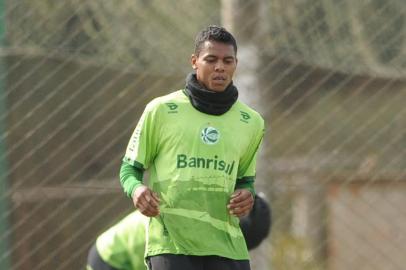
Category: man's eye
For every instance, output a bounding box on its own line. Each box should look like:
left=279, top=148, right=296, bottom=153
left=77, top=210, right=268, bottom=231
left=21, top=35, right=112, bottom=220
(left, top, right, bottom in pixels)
left=206, top=59, right=216, bottom=63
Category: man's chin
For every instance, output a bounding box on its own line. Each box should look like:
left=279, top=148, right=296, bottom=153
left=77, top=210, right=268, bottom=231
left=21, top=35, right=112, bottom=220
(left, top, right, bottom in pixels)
left=210, top=84, right=227, bottom=92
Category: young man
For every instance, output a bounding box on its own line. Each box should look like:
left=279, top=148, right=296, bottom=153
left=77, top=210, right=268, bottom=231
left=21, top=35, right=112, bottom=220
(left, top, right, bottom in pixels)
left=120, top=25, right=265, bottom=270
left=86, top=195, right=272, bottom=270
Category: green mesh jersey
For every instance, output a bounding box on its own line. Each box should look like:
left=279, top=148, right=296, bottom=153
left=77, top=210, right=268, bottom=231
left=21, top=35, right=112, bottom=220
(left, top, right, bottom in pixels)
left=95, top=211, right=148, bottom=270
left=123, top=90, right=264, bottom=260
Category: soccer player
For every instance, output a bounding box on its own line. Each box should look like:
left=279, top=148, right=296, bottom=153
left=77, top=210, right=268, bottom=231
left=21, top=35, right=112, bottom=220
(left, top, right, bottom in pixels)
left=86, top=195, right=272, bottom=270
left=120, top=25, right=265, bottom=270
left=86, top=211, right=148, bottom=270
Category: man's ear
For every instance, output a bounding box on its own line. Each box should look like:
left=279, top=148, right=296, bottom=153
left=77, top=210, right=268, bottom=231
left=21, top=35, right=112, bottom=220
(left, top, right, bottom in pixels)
left=191, top=54, right=198, bottom=70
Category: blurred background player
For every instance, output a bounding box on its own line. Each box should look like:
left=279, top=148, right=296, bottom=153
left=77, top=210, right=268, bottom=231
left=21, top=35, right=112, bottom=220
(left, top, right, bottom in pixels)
left=87, top=194, right=272, bottom=270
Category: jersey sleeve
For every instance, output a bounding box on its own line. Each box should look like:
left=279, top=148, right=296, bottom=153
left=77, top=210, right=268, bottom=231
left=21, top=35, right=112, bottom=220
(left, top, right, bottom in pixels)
left=237, top=117, right=265, bottom=180
left=120, top=161, right=144, bottom=198
left=123, top=100, right=161, bottom=170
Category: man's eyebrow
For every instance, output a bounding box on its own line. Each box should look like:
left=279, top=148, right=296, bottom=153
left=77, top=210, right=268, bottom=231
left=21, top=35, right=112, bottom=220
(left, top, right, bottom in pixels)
left=203, top=54, right=235, bottom=59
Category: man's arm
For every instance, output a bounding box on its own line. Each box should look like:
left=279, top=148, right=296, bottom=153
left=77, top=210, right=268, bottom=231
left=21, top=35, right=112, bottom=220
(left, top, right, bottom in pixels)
left=227, top=189, right=254, bottom=217
left=120, top=161, right=160, bottom=217
left=227, top=176, right=255, bottom=217
left=235, top=176, right=255, bottom=197
left=119, top=161, right=144, bottom=197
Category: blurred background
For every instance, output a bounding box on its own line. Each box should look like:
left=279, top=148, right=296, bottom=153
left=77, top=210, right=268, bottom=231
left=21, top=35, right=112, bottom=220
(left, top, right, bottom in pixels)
left=0, top=0, right=405, bottom=269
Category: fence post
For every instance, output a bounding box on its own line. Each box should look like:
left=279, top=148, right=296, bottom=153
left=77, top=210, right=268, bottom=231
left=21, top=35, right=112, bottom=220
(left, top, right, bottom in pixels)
left=221, top=2, right=272, bottom=270
left=0, top=0, right=11, bottom=268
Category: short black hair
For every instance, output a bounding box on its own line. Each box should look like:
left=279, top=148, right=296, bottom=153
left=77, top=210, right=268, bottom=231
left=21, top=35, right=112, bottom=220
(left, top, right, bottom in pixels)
left=194, top=25, right=237, bottom=56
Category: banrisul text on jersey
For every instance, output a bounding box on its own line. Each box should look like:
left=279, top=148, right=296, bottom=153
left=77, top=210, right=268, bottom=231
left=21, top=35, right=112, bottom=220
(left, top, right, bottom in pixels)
left=177, top=154, right=235, bottom=175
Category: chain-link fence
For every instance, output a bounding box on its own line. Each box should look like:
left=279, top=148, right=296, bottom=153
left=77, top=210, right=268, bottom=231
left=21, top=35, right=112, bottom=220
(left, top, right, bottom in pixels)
left=0, top=1, right=405, bottom=270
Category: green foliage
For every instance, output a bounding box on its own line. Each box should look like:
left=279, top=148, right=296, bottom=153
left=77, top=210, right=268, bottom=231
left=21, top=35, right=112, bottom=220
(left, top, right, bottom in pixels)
left=264, top=0, right=405, bottom=77
left=6, top=0, right=405, bottom=76
left=6, top=0, right=221, bottom=72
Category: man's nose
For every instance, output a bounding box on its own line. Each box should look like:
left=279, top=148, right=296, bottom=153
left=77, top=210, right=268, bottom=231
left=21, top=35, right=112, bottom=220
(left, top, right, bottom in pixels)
left=215, top=61, right=224, bottom=71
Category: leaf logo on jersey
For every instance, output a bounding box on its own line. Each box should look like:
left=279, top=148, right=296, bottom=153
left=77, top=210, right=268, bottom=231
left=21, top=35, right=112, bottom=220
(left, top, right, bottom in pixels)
left=201, top=127, right=220, bottom=145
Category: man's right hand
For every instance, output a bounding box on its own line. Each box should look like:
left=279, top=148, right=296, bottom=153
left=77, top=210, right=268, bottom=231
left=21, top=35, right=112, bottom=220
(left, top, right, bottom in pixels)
left=132, top=185, right=160, bottom=217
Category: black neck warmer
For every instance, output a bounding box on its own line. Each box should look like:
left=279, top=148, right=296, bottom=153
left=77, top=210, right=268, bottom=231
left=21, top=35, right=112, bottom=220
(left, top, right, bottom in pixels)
left=184, top=73, right=238, bottom=115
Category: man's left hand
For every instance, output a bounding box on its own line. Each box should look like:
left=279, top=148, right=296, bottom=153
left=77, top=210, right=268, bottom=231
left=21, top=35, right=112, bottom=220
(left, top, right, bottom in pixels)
left=227, top=189, right=254, bottom=217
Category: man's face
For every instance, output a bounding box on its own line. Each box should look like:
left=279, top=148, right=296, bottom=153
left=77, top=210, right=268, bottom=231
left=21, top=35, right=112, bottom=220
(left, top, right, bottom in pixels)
left=191, top=40, right=237, bottom=92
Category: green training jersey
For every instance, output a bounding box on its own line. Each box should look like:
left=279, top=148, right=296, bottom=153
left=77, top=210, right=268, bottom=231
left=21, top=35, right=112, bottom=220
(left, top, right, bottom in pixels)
left=123, top=90, right=264, bottom=260
left=95, top=211, right=148, bottom=270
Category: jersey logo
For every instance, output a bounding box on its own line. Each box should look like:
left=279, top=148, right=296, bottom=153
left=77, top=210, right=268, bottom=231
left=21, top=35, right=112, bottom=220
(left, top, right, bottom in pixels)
left=201, top=126, right=220, bottom=145
left=166, top=103, right=178, bottom=113
left=177, top=154, right=235, bottom=175
left=240, top=111, right=251, bottom=123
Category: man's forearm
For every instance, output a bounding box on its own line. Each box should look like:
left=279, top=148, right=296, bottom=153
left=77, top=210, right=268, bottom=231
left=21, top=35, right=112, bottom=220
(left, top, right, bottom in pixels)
left=235, top=176, right=255, bottom=197
left=119, top=161, right=144, bottom=198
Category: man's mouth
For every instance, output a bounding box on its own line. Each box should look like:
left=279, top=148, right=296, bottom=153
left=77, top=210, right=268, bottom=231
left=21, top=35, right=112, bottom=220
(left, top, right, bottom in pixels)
left=212, top=76, right=226, bottom=82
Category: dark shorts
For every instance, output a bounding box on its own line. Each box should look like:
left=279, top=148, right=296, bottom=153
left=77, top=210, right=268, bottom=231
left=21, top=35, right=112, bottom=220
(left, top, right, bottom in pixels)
left=147, top=254, right=251, bottom=270
left=87, top=244, right=118, bottom=270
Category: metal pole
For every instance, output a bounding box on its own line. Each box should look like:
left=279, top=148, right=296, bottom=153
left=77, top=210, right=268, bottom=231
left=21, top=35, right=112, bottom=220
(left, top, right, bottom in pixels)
left=0, top=0, right=11, bottom=268
left=221, top=2, right=272, bottom=270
